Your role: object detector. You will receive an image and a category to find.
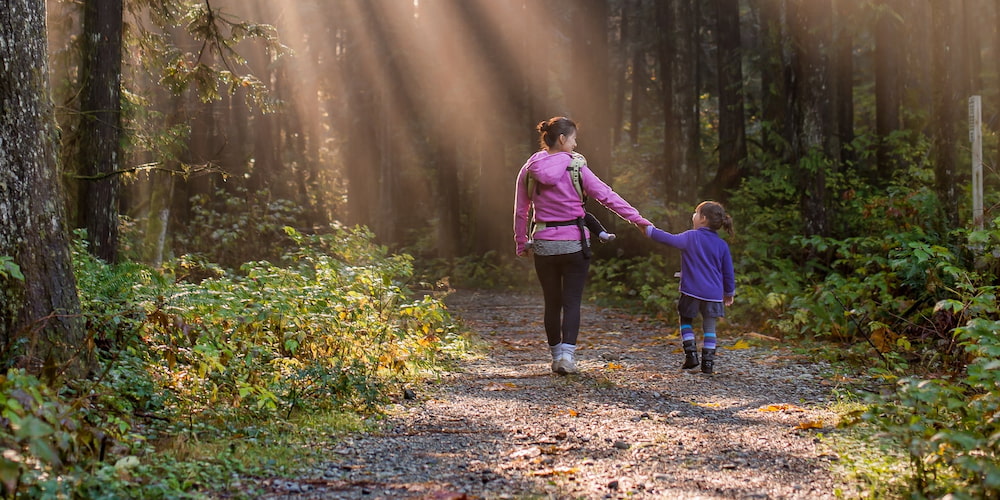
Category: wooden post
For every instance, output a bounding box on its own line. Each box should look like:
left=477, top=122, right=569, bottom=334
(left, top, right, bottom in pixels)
left=969, top=95, right=984, bottom=229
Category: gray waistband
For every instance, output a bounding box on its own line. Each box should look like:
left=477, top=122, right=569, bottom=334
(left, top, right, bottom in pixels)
left=533, top=239, right=586, bottom=256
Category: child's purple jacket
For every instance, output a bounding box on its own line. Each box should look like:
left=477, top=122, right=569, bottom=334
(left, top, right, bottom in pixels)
left=513, top=150, right=650, bottom=255
left=647, top=226, right=735, bottom=302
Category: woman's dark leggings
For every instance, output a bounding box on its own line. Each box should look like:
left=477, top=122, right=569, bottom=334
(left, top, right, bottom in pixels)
left=533, top=251, right=590, bottom=346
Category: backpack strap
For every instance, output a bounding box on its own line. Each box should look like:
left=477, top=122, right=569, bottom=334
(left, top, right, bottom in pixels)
left=526, top=153, right=588, bottom=235
left=526, top=153, right=587, bottom=203
left=568, top=152, right=586, bottom=203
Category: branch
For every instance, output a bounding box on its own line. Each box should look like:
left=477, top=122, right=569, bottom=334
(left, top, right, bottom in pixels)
left=71, top=162, right=226, bottom=181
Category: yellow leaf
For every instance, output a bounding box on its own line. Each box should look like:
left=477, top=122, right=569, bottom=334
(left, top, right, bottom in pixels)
left=530, top=466, right=579, bottom=477
left=694, top=402, right=721, bottom=408
left=727, top=339, right=751, bottom=350
left=758, top=403, right=805, bottom=412
left=795, top=420, right=824, bottom=430
left=556, top=409, right=579, bottom=417
left=606, top=362, right=623, bottom=370
left=484, top=382, right=519, bottom=391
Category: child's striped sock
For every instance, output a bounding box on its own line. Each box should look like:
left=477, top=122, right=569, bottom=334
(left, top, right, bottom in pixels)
left=703, top=332, right=717, bottom=350
left=680, top=322, right=696, bottom=343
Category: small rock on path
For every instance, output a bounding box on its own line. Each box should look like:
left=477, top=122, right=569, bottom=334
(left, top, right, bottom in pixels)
left=261, top=289, right=840, bottom=499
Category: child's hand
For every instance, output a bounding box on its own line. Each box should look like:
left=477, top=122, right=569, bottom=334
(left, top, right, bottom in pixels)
left=724, top=296, right=734, bottom=306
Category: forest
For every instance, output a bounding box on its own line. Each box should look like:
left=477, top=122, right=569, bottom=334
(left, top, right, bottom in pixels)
left=1, top=0, right=1000, bottom=497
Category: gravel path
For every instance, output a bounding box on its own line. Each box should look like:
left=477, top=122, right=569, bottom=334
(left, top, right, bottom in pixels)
left=262, top=288, right=841, bottom=499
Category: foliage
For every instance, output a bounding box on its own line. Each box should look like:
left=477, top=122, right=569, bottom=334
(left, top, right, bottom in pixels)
left=415, top=252, right=536, bottom=291
left=0, top=256, right=23, bottom=282
left=832, top=318, right=1000, bottom=499
left=588, top=254, right=680, bottom=316
left=0, top=225, right=467, bottom=498
left=179, top=187, right=305, bottom=269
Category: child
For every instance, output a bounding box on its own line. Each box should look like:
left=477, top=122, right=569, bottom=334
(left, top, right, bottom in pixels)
left=644, top=201, right=735, bottom=374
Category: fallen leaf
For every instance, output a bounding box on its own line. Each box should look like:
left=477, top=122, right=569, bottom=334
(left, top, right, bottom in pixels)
left=694, top=402, right=721, bottom=408
left=606, top=362, right=623, bottom=370
left=726, top=339, right=751, bottom=350
left=758, top=403, right=805, bottom=412
left=555, top=409, right=579, bottom=417
left=509, top=447, right=541, bottom=459
left=484, top=382, right=518, bottom=391
left=530, top=466, right=579, bottom=477
left=795, top=420, right=824, bottom=430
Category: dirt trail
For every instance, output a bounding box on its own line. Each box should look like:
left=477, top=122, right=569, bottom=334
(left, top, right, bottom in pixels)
left=262, top=288, right=841, bottom=499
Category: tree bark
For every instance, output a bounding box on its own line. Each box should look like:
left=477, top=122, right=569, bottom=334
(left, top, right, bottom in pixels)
left=833, top=0, right=855, bottom=172
left=78, top=0, right=124, bottom=264
left=752, top=0, right=793, bottom=160
left=629, top=0, right=646, bottom=147
left=659, top=0, right=700, bottom=205
left=930, top=0, right=962, bottom=227
left=874, top=0, right=903, bottom=180
left=1, top=0, right=90, bottom=377
left=709, top=0, right=748, bottom=201
left=569, top=0, right=612, bottom=182
left=611, top=0, right=630, bottom=148
left=788, top=0, right=836, bottom=237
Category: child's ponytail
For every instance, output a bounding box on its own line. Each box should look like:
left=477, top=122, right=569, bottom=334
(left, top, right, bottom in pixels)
left=697, top=201, right=734, bottom=237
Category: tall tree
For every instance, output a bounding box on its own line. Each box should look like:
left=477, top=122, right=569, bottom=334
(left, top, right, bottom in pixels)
left=77, top=0, right=124, bottom=264
left=1, top=0, right=90, bottom=376
left=874, top=0, right=903, bottom=180
left=628, top=0, right=647, bottom=147
left=752, top=0, right=793, bottom=160
left=569, top=0, right=612, bottom=182
left=788, top=0, right=836, bottom=237
left=659, top=0, right=701, bottom=204
left=929, top=0, right=963, bottom=227
left=708, top=0, right=748, bottom=201
left=832, top=0, right=855, bottom=173
left=611, top=0, right=630, bottom=147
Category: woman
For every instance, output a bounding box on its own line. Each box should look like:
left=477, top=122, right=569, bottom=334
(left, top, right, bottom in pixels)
left=513, top=116, right=651, bottom=374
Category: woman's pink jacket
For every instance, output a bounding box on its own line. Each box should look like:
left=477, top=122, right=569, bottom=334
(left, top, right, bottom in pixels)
left=513, top=150, right=651, bottom=256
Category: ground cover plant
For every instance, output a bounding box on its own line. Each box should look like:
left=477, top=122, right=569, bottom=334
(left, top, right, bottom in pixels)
left=585, top=132, right=1000, bottom=497
left=0, top=224, right=468, bottom=498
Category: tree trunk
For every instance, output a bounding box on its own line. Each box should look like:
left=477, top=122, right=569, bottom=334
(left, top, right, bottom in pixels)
left=569, top=0, right=612, bottom=182
left=612, top=0, right=630, bottom=147
left=753, top=0, right=793, bottom=161
left=629, top=0, right=646, bottom=147
left=77, top=0, right=124, bottom=264
left=709, top=0, right=748, bottom=201
left=930, top=0, right=962, bottom=227
left=833, top=0, right=855, bottom=173
left=788, top=0, right=836, bottom=238
left=657, top=0, right=679, bottom=197
left=0, top=0, right=90, bottom=377
left=874, top=0, right=903, bottom=180
left=659, top=0, right=700, bottom=205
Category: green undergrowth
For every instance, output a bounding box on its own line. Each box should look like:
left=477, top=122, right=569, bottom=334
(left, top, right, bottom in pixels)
left=586, top=142, right=1000, bottom=497
left=1, top=224, right=471, bottom=499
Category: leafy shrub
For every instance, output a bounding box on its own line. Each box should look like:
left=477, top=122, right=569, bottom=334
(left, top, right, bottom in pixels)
left=0, top=223, right=468, bottom=498
left=179, top=187, right=304, bottom=268
left=854, top=317, right=1000, bottom=498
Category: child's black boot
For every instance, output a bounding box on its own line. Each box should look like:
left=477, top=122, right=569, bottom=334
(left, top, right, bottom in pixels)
left=682, top=340, right=700, bottom=369
left=701, top=348, right=715, bottom=374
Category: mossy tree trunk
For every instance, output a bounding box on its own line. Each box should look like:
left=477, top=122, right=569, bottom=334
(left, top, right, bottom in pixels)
left=0, top=0, right=91, bottom=378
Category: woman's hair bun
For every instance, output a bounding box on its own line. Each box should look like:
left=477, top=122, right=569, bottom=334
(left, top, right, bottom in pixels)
left=537, top=120, right=549, bottom=133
